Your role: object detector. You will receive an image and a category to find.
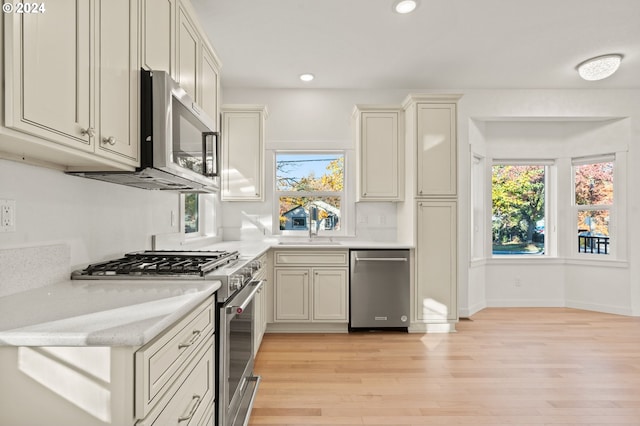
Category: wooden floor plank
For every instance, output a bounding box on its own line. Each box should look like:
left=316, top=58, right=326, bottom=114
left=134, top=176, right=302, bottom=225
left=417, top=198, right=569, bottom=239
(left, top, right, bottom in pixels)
left=249, top=308, right=640, bottom=425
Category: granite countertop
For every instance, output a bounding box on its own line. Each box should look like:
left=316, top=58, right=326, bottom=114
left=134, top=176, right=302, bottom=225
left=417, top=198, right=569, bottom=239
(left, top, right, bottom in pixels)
left=0, top=279, right=221, bottom=347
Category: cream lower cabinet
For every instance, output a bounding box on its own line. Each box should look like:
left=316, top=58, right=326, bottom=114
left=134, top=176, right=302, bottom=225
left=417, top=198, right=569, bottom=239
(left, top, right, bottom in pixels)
left=0, top=297, right=215, bottom=426
left=253, top=253, right=269, bottom=356
left=415, top=201, right=457, bottom=327
left=273, top=250, right=348, bottom=325
left=4, top=0, right=139, bottom=168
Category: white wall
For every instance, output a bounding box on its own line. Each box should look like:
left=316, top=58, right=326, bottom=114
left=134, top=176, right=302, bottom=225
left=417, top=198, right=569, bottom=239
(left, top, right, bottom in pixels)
left=0, top=159, right=180, bottom=272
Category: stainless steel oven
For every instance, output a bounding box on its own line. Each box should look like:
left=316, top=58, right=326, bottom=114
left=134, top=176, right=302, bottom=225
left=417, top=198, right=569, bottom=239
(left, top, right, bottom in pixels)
left=219, top=277, right=263, bottom=426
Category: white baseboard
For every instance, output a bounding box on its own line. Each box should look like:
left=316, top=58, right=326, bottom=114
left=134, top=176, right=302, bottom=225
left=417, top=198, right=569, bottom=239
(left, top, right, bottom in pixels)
left=486, top=299, right=565, bottom=308
left=409, top=321, right=457, bottom=333
left=266, top=322, right=348, bottom=333
left=565, top=300, right=633, bottom=316
left=459, top=301, right=487, bottom=318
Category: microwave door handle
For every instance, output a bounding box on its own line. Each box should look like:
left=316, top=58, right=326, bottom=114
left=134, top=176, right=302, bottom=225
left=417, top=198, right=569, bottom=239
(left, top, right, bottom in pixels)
left=203, top=131, right=218, bottom=177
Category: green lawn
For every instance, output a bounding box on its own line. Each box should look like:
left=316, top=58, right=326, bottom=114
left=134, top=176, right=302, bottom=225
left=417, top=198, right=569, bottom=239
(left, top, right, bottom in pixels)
left=493, top=242, right=544, bottom=254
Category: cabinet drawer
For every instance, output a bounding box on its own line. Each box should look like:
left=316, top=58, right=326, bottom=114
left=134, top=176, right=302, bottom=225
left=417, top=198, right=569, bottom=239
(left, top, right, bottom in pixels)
left=274, top=250, right=348, bottom=266
left=135, top=297, right=215, bottom=418
left=137, top=335, right=215, bottom=425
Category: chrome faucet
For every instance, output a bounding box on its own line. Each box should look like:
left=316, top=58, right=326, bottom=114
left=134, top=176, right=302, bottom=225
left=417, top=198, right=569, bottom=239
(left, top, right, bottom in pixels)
left=308, top=205, right=318, bottom=240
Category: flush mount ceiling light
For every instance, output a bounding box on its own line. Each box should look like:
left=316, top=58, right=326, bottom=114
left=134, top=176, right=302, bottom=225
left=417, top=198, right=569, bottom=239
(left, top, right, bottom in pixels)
left=576, top=54, right=623, bottom=81
left=394, top=0, right=418, bottom=14
left=299, top=73, right=315, bottom=82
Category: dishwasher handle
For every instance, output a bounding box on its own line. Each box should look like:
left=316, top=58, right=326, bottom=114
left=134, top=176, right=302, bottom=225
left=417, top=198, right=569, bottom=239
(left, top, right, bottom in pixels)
left=354, top=257, right=408, bottom=262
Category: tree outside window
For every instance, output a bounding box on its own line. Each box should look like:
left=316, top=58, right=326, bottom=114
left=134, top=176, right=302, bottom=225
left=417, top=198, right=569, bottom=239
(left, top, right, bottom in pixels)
left=276, top=153, right=344, bottom=234
left=574, top=160, right=613, bottom=254
left=491, top=164, right=546, bottom=255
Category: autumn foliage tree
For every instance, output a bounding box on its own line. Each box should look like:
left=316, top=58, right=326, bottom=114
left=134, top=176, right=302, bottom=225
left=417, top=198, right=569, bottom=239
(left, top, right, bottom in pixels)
left=277, top=156, right=344, bottom=230
left=492, top=165, right=545, bottom=246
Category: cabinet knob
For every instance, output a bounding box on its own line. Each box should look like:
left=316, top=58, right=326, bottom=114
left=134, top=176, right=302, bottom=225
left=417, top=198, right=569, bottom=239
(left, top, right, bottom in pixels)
left=102, top=136, right=117, bottom=146
left=80, top=127, right=95, bottom=138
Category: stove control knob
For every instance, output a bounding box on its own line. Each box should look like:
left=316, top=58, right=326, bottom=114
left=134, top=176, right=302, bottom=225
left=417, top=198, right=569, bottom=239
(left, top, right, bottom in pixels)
left=230, top=276, right=242, bottom=291
left=251, top=260, right=262, bottom=271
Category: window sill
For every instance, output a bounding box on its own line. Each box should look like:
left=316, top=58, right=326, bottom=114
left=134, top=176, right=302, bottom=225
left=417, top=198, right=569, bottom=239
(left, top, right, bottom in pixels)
left=474, top=256, right=627, bottom=269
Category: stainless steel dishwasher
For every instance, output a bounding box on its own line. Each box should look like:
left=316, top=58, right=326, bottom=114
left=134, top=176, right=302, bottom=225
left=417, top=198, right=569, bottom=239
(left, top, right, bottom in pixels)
left=349, top=249, right=410, bottom=330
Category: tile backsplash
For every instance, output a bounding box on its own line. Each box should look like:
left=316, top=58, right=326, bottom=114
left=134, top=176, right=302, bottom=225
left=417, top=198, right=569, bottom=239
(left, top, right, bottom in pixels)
left=0, top=244, right=70, bottom=297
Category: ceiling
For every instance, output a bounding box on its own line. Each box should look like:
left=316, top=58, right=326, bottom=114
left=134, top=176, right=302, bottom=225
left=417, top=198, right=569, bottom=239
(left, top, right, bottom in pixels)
left=191, top=0, right=640, bottom=90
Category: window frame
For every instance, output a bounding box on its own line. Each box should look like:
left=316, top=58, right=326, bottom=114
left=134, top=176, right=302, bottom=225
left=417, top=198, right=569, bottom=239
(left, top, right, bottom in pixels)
left=181, top=193, right=217, bottom=240
left=273, top=150, right=347, bottom=237
left=572, top=154, right=615, bottom=257
left=490, top=159, right=553, bottom=258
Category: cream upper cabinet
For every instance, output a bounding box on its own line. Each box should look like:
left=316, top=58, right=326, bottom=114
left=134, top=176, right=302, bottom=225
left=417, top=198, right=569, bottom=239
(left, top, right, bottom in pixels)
left=199, top=45, right=221, bottom=121
left=5, top=1, right=92, bottom=151
left=415, top=103, right=457, bottom=196
left=96, top=0, right=139, bottom=163
left=221, top=105, right=268, bottom=201
left=353, top=106, right=404, bottom=201
left=140, top=0, right=174, bottom=74
left=416, top=200, right=457, bottom=323
left=3, top=0, right=138, bottom=168
left=176, top=2, right=199, bottom=101
left=141, top=0, right=221, bottom=122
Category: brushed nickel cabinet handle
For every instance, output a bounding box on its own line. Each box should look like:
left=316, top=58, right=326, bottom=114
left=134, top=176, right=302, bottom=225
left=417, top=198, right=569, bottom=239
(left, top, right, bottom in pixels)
left=178, top=394, right=202, bottom=422
left=178, top=330, right=202, bottom=349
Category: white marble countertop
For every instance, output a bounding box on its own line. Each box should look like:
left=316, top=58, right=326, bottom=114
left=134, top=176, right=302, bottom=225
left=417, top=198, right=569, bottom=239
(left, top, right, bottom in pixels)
left=202, top=239, right=413, bottom=252
left=0, top=279, right=220, bottom=347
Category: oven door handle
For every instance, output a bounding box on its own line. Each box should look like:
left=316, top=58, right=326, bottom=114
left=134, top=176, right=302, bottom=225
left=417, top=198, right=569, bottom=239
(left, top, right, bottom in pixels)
left=225, top=280, right=264, bottom=315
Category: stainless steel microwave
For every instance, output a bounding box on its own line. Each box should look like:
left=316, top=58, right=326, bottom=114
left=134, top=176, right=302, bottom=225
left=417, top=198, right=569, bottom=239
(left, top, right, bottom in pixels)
left=68, top=70, right=219, bottom=192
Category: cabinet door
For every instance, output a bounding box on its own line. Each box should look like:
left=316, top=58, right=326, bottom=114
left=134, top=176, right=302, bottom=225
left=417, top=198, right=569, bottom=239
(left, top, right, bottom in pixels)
left=140, top=0, right=174, bottom=73
left=312, top=268, right=348, bottom=322
left=176, top=3, right=199, bottom=100
left=274, top=268, right=309, bottom=321
left=358, top=111, right=402, bottom=201
left=199, top=46, right=220, bottom=122
left=96, top=0, right=139, bottom=164
left=5, top=1, right=92, bottom=149
left=416, top=104, right=457, bottom=196
left=221, top=110, right=265, bottom=201
left=416, top=201, right=457, bottom=321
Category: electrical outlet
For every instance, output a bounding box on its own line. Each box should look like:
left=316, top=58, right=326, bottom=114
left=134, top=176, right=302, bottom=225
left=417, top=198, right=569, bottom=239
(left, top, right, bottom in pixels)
left=514, top=277, right=522, bottom=287
left=0, top=199, right=16, bottom=232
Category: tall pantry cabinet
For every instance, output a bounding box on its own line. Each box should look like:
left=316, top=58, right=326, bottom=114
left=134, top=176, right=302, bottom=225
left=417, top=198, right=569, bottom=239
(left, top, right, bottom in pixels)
left=399, top=94, right=462, bottom=332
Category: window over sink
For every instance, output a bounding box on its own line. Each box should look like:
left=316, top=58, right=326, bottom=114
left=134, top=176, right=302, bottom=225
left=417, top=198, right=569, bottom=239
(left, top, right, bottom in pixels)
left=275, top=152, right=345, bottom=235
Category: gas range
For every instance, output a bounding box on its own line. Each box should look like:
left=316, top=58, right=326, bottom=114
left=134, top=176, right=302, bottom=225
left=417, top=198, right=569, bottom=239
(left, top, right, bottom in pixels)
left=71, top=250, right=263, bottom=302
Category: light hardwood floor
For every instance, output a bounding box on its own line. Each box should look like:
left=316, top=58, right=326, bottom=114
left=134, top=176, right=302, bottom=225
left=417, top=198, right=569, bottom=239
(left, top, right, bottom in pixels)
left=249, top=308, right=640, bottom=425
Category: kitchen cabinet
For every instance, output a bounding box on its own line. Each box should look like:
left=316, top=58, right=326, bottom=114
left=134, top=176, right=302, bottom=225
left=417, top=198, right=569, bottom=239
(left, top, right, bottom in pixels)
left=253, top=253, right=268, bottom=355
left=4, top=0, right=139, bottom=167
left=353, top=106, right=404, bottom=201
left=199, top=45, right=221, bottom=122
left=176, top=2, right=199, bottom=100
left=140, top=0, right=220, bottom=121
left=273, top=250, right=348, bottom=325
left=399, top=94, right=461, bottom=332
left=0, top=296, right=215, bottom=425
left=140, top=0, right=174, bottom=74
left=416, top=201, right=457, bottom=324
left=402, top=97, right=459, bottom=196
left=221, top=105, right=268, bottom=201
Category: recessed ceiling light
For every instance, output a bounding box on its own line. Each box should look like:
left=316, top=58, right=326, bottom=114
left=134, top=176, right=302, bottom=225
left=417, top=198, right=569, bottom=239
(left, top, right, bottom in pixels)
left=576, top=54, right=623, bottom=81
left=394, top=0, right=418, bottom=14
left=299, top=73, right=315, bottom=82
